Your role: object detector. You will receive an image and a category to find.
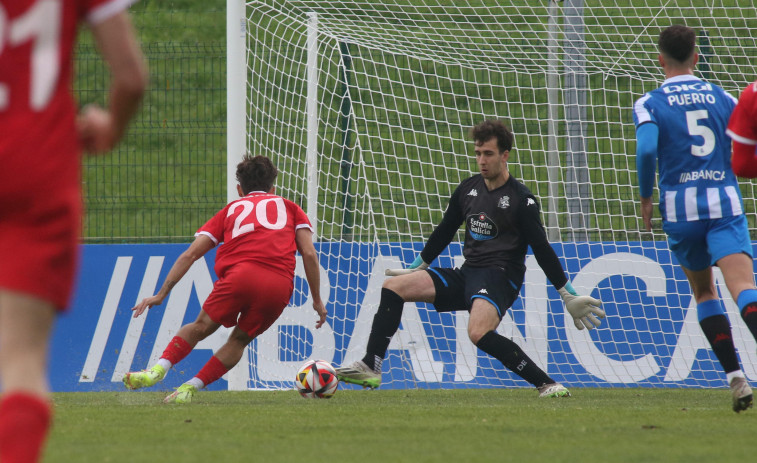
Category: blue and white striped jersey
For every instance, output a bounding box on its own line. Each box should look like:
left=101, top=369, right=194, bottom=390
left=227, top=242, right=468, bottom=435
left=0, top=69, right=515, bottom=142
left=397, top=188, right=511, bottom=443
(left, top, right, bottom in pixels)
left=633, top=75, right=740, bottom=222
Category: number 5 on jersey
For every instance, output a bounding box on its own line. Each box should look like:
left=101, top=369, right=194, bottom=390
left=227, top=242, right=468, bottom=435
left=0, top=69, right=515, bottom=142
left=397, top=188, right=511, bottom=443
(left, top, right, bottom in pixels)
left=686, top=109, right=715, bottom=157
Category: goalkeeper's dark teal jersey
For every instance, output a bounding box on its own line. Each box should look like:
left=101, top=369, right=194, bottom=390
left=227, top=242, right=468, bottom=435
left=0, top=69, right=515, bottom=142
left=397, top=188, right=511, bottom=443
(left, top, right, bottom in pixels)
left=420, top=174, right=568, bottom=289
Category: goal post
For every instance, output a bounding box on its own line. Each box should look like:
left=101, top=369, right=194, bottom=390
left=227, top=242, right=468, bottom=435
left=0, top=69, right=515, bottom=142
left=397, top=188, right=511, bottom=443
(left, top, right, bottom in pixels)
left=234, top=0, right=757, bottom=391
left=227, top=0, right=246, bottom=203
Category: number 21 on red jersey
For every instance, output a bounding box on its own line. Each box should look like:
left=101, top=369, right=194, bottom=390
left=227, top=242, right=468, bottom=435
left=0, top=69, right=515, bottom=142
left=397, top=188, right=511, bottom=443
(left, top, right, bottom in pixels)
left=0, top=0, right=63, bottom=111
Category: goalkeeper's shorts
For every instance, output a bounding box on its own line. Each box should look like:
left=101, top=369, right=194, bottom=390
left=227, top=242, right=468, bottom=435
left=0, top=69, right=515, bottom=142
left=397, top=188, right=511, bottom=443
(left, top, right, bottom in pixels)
left=427, top=265, right=521, bottom=318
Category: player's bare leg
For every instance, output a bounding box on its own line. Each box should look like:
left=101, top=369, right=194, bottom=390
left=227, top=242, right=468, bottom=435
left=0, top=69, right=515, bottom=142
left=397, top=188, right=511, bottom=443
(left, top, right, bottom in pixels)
left=125, top=310, right=222, bottom=390
left=716, top=253, right=757, bottom=302
left=213, top=326, right=255, bottom=369
left=165, top=326, right=254, bottom=404
left=0, top=290, right=56, bottom=463
left=684, top=263, right=752, bottom=412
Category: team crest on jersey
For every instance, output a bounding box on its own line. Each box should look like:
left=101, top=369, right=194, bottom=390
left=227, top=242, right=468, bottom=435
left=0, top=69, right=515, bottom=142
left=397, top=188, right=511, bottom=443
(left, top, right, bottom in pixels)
left=498, top=195, right=510, bottom=209
left=467, top=212, right=498, bottom=241
left=467, top=189, right=478, bottom=197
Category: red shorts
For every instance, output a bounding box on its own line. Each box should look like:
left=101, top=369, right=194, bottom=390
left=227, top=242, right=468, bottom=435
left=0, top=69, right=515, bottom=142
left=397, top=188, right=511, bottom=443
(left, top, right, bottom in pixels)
left=0, top=187, right=81, bottom=311
left=203, top=263, right=293, bottom=337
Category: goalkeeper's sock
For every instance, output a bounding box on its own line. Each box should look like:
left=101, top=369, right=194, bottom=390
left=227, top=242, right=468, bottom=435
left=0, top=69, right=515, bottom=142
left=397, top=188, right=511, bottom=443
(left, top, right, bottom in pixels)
left=0, top=392, right=51, bottom=463
left=699, top=312, right=741, bottom=374
left=160, top=335, right=193, bottom=366
left=195, top=356, right=229, bottom=388
left=736, top=289, right=757, bottom=341
left=476, top=331, right=552, bottom=387
left=362, top=288, right=404, bottom=371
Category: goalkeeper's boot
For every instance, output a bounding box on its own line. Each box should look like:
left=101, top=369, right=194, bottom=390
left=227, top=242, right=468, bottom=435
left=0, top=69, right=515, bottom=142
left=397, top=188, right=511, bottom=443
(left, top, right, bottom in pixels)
left=537, top=382, right=571, bottom=398
left=123, top=365, right=166, bottom=390
left=729, top=377, right=753, bottom=413
left=335, top=360, right=381, bottom=389
left=163, top=384, right=197, bottom=404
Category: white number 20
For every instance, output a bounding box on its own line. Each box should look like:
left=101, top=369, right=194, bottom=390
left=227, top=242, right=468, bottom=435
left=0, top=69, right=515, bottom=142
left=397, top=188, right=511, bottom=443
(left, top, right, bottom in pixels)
left=0, top=0, right=62, bottom=110
left=686, top=110, right=716, bottom=157
left=227, top=198, right=287, bottom=239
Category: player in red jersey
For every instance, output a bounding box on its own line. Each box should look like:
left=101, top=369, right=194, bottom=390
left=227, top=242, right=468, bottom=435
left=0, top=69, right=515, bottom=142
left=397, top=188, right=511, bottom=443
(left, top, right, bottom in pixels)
left=727, top=81, right=757, bottom=178
left=0, top=0, right=147, bottom=461
left=123, top=155, right=327, bottom=404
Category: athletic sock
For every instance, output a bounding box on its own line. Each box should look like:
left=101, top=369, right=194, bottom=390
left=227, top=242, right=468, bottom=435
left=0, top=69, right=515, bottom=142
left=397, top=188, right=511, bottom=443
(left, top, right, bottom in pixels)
left=737, top=289, right=757, bottom=341
left=475, top=331, right=553, bottom=387
left=0, top=392, right=52, bottom=463
left=157, top=358, right=173, bottom=370
left=726, top=370, right=746, bottom=385
left=194, top=356, right=229, bottom=388
left=362, top=288, right=404, bottom=371
left=699, top=314, right=741, bottom=373
left=186, top=377, right=205, bottom=389
left=740, top=304, right=757, bottom=341
left=160, top=336, right=193, bottom=366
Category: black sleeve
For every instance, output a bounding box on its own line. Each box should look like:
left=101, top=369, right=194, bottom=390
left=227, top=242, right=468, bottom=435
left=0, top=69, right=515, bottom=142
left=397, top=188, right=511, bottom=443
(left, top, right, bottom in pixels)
left=518, top=196, right=568, bottom=289
left=420, top=186, right=465, bottom=264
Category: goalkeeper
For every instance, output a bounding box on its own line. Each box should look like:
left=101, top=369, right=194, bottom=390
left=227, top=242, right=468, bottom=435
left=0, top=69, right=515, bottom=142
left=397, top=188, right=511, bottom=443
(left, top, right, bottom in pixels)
left=336, top=120, right=604, bottom=397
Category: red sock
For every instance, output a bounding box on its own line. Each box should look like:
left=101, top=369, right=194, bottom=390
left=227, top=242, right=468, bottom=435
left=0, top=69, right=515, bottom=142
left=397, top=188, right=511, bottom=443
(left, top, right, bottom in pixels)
left=161, top=336, right=193, bottom=365
left=0, top=392, right=52, bottom=463
left=195, top=356, right=230, bottom=387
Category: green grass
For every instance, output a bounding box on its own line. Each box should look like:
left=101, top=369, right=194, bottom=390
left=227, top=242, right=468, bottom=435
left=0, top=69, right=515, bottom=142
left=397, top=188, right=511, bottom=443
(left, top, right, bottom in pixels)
left=46, top=388, right=756, bottom=463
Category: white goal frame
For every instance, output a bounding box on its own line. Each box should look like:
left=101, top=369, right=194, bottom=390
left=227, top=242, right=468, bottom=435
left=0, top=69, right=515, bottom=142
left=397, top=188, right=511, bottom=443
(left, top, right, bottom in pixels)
left=229, top=0, right=757, bottom=391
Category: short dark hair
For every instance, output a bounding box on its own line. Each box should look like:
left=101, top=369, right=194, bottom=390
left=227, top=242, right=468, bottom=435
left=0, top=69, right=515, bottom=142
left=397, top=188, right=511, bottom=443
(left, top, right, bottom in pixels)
left=470, top=120, right=513, bottom=153
left=236, top=154, right=278, bottom=194
left=659, top=25, right=696, bottom=64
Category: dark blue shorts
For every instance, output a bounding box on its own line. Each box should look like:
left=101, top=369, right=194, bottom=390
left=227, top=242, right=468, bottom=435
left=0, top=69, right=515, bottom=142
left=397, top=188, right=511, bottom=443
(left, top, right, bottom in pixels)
left=426, top=265, right=522, bottom=318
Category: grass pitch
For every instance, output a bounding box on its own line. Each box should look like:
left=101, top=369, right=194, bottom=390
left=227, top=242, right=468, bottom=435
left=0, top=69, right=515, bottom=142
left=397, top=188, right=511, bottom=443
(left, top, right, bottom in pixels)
left=46, top=388, right=755, bottom=463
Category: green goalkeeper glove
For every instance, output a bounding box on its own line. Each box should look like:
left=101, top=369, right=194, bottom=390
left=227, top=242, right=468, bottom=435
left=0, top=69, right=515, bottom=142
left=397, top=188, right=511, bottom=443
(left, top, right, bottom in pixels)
left=558, top=282, right=605, bottom=330
left=385, top=255, right=429, bottom=276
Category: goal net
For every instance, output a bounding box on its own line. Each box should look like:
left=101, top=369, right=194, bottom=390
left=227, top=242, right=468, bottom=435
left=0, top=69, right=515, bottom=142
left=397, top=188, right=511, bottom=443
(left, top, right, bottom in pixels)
left=239, top=0, right=757, bottom=390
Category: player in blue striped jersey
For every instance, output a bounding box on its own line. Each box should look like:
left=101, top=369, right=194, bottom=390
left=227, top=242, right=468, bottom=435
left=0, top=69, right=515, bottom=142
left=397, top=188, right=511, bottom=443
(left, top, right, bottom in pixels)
left=633, top=24, right=757, bottom=412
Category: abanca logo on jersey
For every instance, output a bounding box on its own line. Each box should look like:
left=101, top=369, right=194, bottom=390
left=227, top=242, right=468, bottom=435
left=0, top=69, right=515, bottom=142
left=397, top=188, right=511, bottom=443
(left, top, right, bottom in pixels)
left=679, top=170, right=725, bottom=183
left=468, top=212, right=497, bottom=240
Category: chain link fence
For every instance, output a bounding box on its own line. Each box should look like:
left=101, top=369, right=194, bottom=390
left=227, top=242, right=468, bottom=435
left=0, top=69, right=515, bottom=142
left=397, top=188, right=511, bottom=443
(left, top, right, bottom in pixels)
left=76, top=5, right=227, bottom=243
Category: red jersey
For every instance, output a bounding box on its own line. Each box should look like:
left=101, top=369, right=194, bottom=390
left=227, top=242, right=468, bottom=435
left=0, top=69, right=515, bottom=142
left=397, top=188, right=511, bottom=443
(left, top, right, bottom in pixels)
left=0, top=0, right=128, bottom=196
left=0, top=0, right=133, bottom=309
left=197, top=192, right=313, bottom=280
left=727, top=81, right=757, bottom=146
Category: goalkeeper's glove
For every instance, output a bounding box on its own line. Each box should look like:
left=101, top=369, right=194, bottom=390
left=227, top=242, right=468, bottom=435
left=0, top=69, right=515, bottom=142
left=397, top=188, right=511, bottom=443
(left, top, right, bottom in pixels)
left=558, top=282, right=605, bottom=330
left=385, top=255, right=429, bottom=276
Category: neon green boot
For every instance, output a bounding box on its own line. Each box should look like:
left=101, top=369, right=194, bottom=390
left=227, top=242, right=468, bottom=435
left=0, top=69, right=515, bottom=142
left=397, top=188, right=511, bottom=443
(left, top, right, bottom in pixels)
left=163, top=384, right=197, bottom=404
left=123, top=365, right=166, bottom=390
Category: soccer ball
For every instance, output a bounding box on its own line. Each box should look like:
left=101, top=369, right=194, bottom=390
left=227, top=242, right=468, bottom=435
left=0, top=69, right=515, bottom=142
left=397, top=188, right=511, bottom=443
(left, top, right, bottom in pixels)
left=295, top=359, right=339, bottom=398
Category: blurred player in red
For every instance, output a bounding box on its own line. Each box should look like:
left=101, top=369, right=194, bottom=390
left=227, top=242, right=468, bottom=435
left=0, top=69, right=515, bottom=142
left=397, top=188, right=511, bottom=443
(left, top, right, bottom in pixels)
left=123, top=155, right=327, bottom=404
left=0, top=0, right=147, bottom=461
left=727, top=80, right=757, bottom=178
